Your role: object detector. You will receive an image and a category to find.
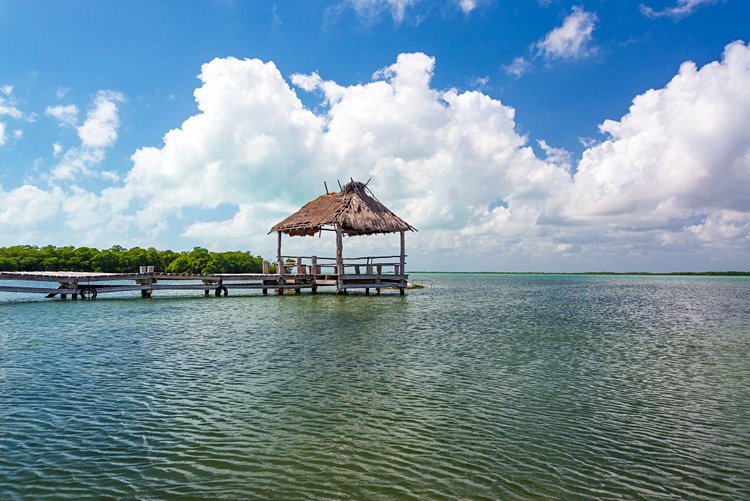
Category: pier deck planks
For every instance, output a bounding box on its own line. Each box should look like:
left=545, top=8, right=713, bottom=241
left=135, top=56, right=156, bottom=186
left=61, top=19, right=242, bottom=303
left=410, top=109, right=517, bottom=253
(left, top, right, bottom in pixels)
left=0, top=270, right=408, bottom=299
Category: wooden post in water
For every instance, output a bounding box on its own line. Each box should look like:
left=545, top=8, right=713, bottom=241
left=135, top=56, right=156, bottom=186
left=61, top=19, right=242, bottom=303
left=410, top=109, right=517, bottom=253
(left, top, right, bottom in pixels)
left=366, top=263, right=373, bottom=295
left=336, top=224, right=344, bottom=294
left=311, top=256, right=318, bottom=293
left=295, top=257, right=303, bottom=293
left=139, top=265, right=154, bottom=298
left=262, top=260, right=269, bottom=294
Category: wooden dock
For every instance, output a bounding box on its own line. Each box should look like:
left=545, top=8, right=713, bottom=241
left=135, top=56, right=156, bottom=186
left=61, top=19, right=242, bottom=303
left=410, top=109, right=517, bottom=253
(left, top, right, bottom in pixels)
left=0, top=255, right=408, bottom=299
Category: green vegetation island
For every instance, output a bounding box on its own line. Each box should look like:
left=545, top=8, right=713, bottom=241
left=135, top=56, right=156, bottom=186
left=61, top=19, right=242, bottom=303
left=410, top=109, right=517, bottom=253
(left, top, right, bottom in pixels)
left=0, top=245, right=272, bottom=274
left=414, top=271, right=750, bottom=276
left=1, top=245, right=747, bottom=277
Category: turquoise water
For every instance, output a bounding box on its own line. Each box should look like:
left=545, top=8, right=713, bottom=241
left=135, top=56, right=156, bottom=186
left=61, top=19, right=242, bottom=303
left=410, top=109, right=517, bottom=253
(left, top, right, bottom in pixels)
left=1, top=274, right=749, bottom=499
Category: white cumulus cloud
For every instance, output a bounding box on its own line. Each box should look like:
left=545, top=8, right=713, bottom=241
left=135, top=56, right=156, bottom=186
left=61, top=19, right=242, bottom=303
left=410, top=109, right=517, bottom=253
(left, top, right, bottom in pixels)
left=0, top=185, right=66, bottom=232
left=45, top=104, right=79, bottom=127
left=3, top=42, right=750, bottom=270
left=0, top=89, right=23, bottom=119
left=345, top=0, right=417, bottom=23
left=290, top=71, right=323, bottom=92
left=536, top=6, right=598, bottom=59
left=77, top=91, right=123, bottom=148
left=457, top=0, right=479, bottom=14
left=571, top=41, right=750, bottom=225
left=51, top=90, right=124, bottom=180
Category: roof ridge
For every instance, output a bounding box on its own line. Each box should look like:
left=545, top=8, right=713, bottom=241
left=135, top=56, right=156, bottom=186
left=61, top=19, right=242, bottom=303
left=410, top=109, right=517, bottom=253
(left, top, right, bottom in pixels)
left=270, top=180, right=415, bottom=236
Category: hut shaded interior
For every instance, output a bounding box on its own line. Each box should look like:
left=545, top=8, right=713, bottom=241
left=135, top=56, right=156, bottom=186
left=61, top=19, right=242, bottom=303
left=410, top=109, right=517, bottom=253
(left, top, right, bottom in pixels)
left=270, top=181, right=415, bottom=237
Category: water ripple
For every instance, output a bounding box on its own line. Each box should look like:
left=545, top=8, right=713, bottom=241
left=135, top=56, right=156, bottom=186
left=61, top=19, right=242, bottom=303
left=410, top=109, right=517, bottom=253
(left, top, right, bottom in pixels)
left=1, top=275, right=749, bottom=499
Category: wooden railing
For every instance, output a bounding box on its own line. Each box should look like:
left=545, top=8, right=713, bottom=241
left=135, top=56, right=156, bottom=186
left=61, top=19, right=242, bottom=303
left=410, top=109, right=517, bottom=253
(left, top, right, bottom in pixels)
left=276, top=255, right=407, bottom=276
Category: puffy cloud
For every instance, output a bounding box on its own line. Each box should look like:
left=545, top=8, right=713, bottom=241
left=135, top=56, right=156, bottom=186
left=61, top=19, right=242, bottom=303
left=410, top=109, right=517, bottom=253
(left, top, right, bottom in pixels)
left=0, top=123, right=24, bottom=146
left=538, top=139, right=572, bottom=170
left=5, top=42, right=750, bottom=269
left=0, top=185, right=65, bottom=232
left=641, top=0, right=718, bottom=19
left=45, top=104, right=79, bottom=127
left=124, top=57, right=325, bottom=216
left=77, top=91, right=123, bottom=148
left=290, top=71, right=323, bottom=92
left=52, top=147, right=108, bottom=180
left=0, top=86, right=23, bottom=119
left=122, top=51, right=572, bottom=259
left=570, top=41, right=750, bottom=230
left=457, top=0, right=479, bottom=14
left=345, top=0, right=417, bottom=23
left=506, top=7, right=597, bottom=78
left=686, top=210, right=750, bottom=245
left=536, top=6, right=598, bottom=59
left=470, top=76, right=490, bottom=89
left=51, top=91, right=124, bottom=180
left=504, top=56, right=530, bottom=77
left=338, top=0, right=484, bottom=23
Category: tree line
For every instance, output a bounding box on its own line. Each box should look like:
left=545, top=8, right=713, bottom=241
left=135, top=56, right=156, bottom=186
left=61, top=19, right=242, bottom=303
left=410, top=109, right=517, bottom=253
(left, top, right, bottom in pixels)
left=0, top=245, right=274, bottom=274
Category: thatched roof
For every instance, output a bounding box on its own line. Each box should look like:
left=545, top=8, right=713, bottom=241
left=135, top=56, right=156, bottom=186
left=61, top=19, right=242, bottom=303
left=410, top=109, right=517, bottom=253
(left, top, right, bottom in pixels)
left=270, top=181, right=416, bottom=237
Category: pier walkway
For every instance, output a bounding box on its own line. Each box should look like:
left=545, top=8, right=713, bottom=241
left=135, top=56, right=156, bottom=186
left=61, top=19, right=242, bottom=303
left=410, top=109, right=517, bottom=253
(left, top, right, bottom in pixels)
left=0, top=255, right=408, bottom=299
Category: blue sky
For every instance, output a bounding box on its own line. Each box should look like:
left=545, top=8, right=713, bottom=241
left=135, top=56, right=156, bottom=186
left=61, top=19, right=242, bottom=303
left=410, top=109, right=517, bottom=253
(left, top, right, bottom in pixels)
left=1, top=0, right=749, bottom=271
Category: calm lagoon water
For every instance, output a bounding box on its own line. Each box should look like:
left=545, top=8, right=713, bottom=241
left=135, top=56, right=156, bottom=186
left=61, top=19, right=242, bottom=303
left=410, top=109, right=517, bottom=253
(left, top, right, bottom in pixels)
left=1, top=274, right=749, bottom=499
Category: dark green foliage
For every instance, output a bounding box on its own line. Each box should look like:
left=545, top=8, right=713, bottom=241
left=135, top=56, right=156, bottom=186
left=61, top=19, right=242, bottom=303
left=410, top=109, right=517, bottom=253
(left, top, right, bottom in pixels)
left=0, top=245, right=269, bottom=274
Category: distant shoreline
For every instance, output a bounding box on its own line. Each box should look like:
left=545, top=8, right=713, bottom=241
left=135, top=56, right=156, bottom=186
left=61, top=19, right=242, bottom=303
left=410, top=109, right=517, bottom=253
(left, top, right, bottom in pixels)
left=411, top=271, right=750, bottom=276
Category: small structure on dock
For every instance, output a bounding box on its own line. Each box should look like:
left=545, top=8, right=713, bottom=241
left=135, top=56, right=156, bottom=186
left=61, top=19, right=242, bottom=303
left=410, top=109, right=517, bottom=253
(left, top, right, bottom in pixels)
left=270, top=180, right=416, bottom=294
left=0, top=181, right=418, bottom=300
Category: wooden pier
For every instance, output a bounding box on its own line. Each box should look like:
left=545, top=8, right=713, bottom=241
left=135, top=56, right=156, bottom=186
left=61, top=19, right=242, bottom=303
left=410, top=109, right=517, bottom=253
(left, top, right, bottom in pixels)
left=1, top=180, right=416, bottom=301
left=0, top=255, right=408, bottom=300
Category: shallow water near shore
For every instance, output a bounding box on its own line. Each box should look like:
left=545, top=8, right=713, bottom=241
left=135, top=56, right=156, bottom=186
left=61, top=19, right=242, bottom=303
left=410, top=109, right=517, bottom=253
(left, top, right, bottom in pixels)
left=1, top=274, right=749, bottom=499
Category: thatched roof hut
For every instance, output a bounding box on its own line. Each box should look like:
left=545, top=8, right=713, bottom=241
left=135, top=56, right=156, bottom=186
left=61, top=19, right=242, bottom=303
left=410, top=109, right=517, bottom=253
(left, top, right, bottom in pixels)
left=270, top=181, right=415, bottom=292
left=270, top=181, right=415, bottom=237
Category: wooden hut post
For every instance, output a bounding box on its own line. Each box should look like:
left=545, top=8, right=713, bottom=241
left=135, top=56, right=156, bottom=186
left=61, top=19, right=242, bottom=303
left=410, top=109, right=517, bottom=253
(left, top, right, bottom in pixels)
left=399, top=230, right=406, bottom=295
left=336, top=224, right=344, bottom=293
left=276, top=231, right=284, bottom=295
left=399, top=231, right=405, bottom=276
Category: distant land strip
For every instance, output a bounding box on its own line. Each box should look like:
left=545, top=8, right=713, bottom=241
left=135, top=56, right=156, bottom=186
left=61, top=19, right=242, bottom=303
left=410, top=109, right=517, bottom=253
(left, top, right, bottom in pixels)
left=413, top=271, right=750, bottom=276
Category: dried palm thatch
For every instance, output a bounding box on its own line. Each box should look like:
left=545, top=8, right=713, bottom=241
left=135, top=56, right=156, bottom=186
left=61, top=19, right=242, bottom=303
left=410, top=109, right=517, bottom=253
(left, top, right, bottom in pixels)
left=270, top=181, right=416, bottom=237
